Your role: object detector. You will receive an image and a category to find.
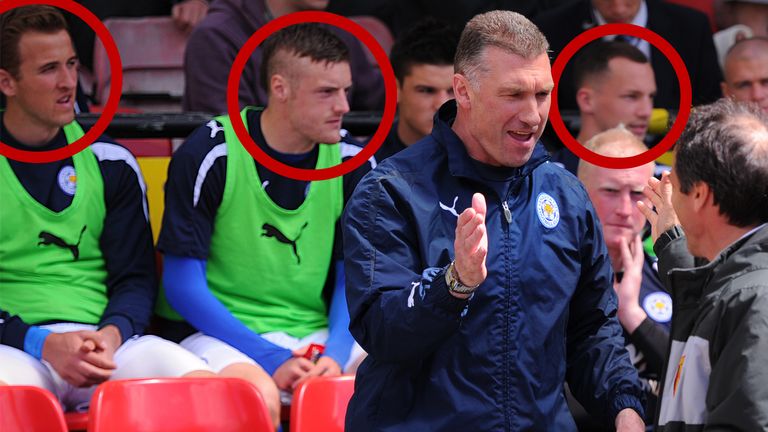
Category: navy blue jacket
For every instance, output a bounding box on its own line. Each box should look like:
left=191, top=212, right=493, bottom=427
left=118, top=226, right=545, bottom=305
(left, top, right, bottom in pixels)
left=343, top=102, right=644, bottom=431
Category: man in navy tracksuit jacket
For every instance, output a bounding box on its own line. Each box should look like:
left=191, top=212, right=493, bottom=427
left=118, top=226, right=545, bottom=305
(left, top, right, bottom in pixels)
left=343, top=11, right=644, bottom=431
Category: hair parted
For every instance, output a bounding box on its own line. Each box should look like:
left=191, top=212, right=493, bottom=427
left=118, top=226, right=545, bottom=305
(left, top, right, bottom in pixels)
left=259, top=23, right=350, bottom=92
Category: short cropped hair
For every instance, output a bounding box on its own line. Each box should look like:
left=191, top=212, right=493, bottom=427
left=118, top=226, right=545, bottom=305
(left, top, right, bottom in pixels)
left=0, top=5, right=69, bottom=78
left=454, top=10, right=548, bottom=85
left=573, top=40, right=648, bottom=89
left=259, top=23, right=350, bottom=93
left=675, top=98, right=768, bottom=226
left=577, top=125, right=653, bottom=180
left=389, top=18, right=460, bottom=83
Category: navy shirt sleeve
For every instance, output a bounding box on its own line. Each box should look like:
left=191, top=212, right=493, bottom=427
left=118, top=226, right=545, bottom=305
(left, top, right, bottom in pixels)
left=93, top=141, right=158, bottom=342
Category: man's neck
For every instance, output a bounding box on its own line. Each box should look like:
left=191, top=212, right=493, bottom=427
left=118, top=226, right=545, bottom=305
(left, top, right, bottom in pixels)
left=577, top=118, right=599, bottom=144
left=260, top=107, right=315, bottom=154
left=702, top=223, right=762, bottom=262
left=2, top=107, right=60, bottom=148
left=265, top=0, right=298, bottom=17
left=396, top=121, right=422, bottom=147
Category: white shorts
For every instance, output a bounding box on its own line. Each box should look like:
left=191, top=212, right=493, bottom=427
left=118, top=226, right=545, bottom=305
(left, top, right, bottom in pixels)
left=180, top=329, right=365, bottom=373
left=0, top=323, right=212, bottom=411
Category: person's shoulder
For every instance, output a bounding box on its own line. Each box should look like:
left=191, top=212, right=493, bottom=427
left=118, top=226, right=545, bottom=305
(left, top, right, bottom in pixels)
left=650, top=0, right=710, bottom=25
left=376, top=134, right=443, bottom=176
left=534, top=0, right=588, bottom=27
left=339, top=132, right=376, bottom=169
left=175, top=119, right=229, bottom=162
left=533, top=159, right=593, bottom=215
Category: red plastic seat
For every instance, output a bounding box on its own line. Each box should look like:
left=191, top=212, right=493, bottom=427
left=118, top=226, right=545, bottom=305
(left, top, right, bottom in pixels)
left=87, top=378, right=273, bottom=432
left=290, top=375, right=355, bottom=432
left=0, top=386, right=68, bottom=432
left=65, top=412, right=88, bottom=431
left=92, top=17, right=189, bottom=112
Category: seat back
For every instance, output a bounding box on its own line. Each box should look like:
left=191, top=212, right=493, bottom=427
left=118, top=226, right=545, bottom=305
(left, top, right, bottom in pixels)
left=290, top=375, right=355, bottom=432
left=92, top=17, right=189, bottom=111
left=87, top=378, right=273, bottom=432
left=0, top=386, right=68, bottom=432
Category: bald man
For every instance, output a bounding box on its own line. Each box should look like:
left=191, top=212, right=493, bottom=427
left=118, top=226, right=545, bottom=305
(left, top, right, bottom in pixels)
left=721, top=37, right=768, bottom=113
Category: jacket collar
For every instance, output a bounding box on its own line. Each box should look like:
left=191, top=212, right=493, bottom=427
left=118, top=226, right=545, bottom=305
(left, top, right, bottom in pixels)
left=431, top=101, right=549, bottom=185
left=670, top=224, right=768, bottom=299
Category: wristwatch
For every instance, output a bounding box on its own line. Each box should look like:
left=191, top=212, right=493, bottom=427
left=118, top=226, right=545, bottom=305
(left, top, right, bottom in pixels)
left=445, top=261, right=479, bottom=295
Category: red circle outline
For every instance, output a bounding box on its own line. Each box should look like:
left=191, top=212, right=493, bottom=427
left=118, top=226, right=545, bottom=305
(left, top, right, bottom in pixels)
left=549, top=23, right=692, bottom=169
left=226, top=11, right=397, bottom=181
left=0, top=0, right=122, bottom=163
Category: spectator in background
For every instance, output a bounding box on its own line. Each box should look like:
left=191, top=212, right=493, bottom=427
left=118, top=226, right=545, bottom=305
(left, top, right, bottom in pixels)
left=182, top=0, right=383, bottom=114
left=535, top=0, right=721, bottom=112
left=374, top=18, right=459, bottom=162
left=716, top=0, right=768, bottom=37
left=577, top=127, right=671, bottom=428
left=721, top=37, right=768, bottom=113
left=0, top=5, right=212, bottom=408
left=552, top=41, right=656, bottom=173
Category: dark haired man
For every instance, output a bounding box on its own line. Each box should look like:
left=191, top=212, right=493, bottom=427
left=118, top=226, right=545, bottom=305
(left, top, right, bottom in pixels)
left=0, top=5, right=212, bottom=409
left=640, top=99, right=768, bottom=430
left=156, top=23, right=373, bottom=428
left=553, top=40, right=656, bottom=173
left=374, top=18, right=460, bottom=161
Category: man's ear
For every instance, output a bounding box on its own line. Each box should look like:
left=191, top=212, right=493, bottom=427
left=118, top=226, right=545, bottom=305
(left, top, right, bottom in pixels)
left=396, top=77, right=402, bottom=104
left=269, top=73, right=289, bottom=102
left=720, top=81, right=731, bottom=99
left=690, top=181, right=713, bottom=214
left=0, top=69, right=18, bottom=97
left=576, top=87, right=594, bottom=114
left=453, top=73, right=472, bottom=109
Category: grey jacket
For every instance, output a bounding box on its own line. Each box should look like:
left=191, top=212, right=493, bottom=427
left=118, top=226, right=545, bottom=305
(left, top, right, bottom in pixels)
left=654, top=224, right=768, bottom=431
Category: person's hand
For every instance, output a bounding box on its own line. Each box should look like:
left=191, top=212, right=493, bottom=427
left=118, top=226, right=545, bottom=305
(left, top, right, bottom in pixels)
left=272, top=356, right=314, bottom=391
left=293, top=356, right=342, bottom=388
left=90, top=325, right=122, bottom=363
left=614, top=235, right=647, bottom=334
left=615, top=408, right=645, bottom=431
left=638, top=171, right=680, bottom=243
left=42, top=330, right=117, bottom=387
left=452, top=193, right=488, bottom=297
left=171, top=0, right=208, bottom=32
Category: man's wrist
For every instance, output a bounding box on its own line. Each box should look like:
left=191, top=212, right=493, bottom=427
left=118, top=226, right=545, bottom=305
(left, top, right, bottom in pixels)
left=653, top=225, right=685, bottom=256
left=445, top=261, right=479, bottom=295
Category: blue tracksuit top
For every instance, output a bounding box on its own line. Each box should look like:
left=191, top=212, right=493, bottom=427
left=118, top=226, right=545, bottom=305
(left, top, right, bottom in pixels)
left=343, top=102, right=644, bottom=431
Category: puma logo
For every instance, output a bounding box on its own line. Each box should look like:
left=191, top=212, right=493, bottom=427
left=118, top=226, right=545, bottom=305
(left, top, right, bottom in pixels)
left=206, top=120, right=224, bottom=139
left=38, top=226, right=87, bottom=260
left=261, top=222, right=308, bottom=264
left=439, top=196, right=459, bottom=217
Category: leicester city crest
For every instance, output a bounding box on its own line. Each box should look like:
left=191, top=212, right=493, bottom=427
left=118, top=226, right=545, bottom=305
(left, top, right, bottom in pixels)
left=536, top=193, right=559, bottom=229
